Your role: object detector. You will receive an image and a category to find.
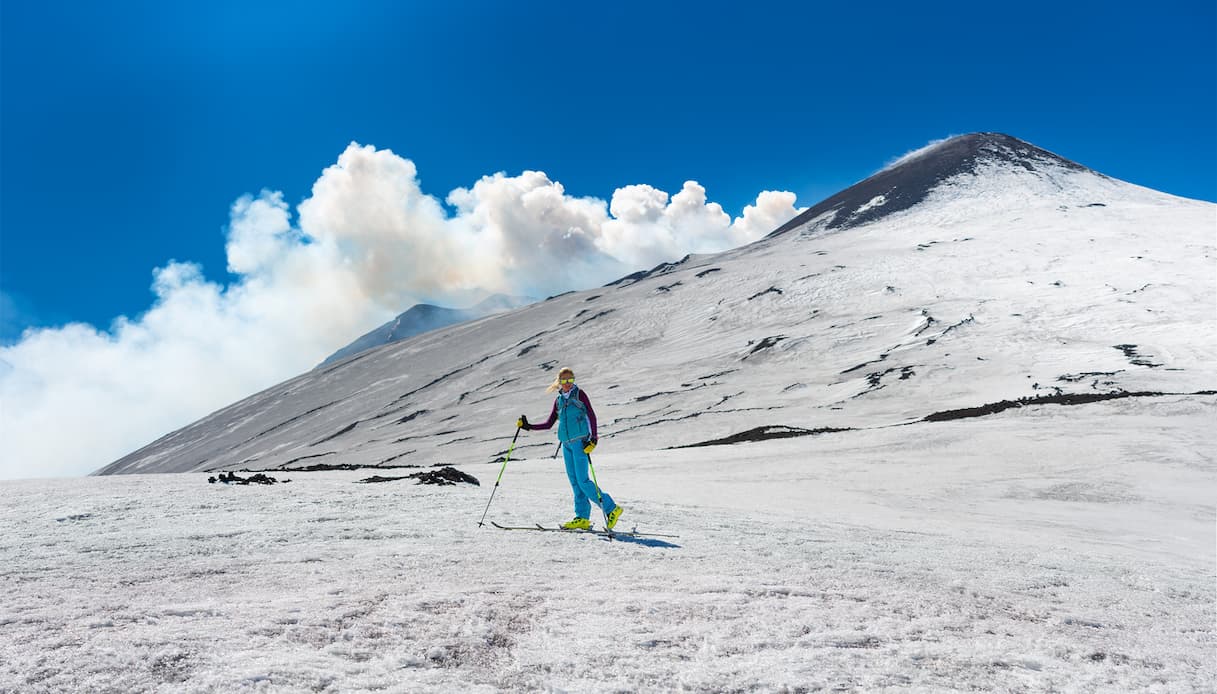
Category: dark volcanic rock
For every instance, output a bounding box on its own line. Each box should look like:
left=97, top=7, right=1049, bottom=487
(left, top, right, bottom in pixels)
left=208, top=471, right=288, bottom=485
left=604, top=255, right=693, bottom=287
left=767, top=133, right=1091, bottom=236
left=671, top=425, right=852, bottom=449
left=921, top=391, right=1172, bottom=422
left=358, top=465, right=480, bottom=486
left=745, top=336, right=788, bottom=358
left=277, top=461, right=418, bottom=472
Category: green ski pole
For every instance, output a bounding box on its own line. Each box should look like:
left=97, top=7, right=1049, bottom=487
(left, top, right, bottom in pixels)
left=587, top=454, right=612, bottom=535
left=477, top=426, right=521, bottom=527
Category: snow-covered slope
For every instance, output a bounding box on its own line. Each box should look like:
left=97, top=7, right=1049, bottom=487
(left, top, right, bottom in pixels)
left=96, top=133, right=1216, bottom=476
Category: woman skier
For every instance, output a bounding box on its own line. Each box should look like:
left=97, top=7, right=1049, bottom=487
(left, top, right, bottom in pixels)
left=518, top=367, right=624, bottom=531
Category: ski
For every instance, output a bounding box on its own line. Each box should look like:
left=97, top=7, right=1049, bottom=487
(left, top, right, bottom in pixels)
left=490, top=521, right=679, bottom=539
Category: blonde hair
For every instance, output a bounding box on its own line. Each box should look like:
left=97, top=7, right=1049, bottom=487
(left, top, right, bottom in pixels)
left=546, top=367, right=575, bottom=393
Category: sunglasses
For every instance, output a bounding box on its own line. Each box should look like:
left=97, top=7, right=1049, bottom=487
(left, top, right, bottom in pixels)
left=558, top=378, right=575, bottom=385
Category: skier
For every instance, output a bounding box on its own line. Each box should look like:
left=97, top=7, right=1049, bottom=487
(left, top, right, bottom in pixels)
left=517, top=367, right=624, bottom=531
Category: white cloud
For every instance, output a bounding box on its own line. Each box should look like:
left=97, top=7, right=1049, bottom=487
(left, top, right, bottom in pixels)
left=600, top=181, right=802, bottom=268
left=731, top=190, right=804, bottom=244
left=225, top=190, right=295, bottom=276
left=0, top=143, right=803, bottom=480
left=445, top=170, right=625, bottom=298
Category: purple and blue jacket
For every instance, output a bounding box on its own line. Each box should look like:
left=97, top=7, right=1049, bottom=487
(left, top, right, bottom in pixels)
left=528, top=385, right=598, bottom=444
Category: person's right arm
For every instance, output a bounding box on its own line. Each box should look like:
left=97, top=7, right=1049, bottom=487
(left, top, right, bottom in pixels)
left=522, top=401, right=558, bottom=430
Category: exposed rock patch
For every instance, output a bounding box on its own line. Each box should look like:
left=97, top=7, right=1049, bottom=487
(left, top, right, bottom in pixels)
left=671, top=425, right=853, bottom=449
left=275, top=461, right=418, bottom=472
left=358, top=466, right=480, bottom=486
left=745, top=336, right=788, bottom=359
left=208, top=471, right=288, bottom=485
left=397, top=410, right=429, bottom=425
left=251, top=401, right=341, bottom=441
left=920, top=390, right=1216, bottom=423
left=277, top=452, right=337, bottom=468
left=748, top=286, right=783, bottom=301
left=605, top=256, right=690, bottom=287
left=1113, top=344, right=1162, bottom=368
left=310, top=421, right=359, bottom=446
left=853, top=366, right=917, bottom=398
left=578, top=309, right=616, bottom=325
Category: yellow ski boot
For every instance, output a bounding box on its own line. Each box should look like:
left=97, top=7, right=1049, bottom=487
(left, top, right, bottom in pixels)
left=560, top=517, right=591, bottom=530
left=606, top=505, right=624, bottom=530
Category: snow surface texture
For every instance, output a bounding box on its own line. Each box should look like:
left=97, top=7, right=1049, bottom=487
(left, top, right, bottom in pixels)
left=6, top=134, right=1212, bottom=691
left=3, top=405, right=1214, bottom=691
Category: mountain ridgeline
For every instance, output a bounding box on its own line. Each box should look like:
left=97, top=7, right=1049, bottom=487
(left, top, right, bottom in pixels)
left=96, top=133, right=1215, bottom=475
left=320, top=294, right=533, bottom=366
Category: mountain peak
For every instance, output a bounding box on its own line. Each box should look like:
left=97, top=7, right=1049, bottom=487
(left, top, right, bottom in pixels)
left=769, top=133, right=1092, bottom=237
left=318, top=294, right=533, bottom=367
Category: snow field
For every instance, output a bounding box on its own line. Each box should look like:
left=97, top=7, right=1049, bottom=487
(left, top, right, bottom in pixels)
left=3, top=399, right=1213, bottom=692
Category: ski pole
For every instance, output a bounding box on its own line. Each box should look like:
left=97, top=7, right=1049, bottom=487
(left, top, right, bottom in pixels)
left=477, top=427, right=521, bottom=527
left=587, top=454, right=612, bottom=534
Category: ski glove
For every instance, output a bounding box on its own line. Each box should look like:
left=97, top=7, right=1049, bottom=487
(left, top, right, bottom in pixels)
left=517, top=414, right=529, bottom=430
left=583, top=438, right=597, bottom=454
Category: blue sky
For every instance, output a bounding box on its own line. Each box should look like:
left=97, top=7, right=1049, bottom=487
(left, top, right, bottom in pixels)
left=2, top=1, right=1217, bottom=480
left=3, top=0, right=1215, bottom=339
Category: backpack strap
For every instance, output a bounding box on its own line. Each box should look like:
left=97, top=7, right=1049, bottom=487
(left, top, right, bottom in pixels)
left=556, top=387, right=587, bottom=413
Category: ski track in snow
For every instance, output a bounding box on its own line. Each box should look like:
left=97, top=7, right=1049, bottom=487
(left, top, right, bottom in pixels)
left=3, top=401, right=1214, bottom=692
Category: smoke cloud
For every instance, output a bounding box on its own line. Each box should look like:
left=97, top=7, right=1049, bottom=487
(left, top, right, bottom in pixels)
left=0, top=143, right=803, bottom=479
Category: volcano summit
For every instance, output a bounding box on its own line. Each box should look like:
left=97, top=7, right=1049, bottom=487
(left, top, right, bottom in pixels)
left=770, top=132, right=1092, bottom=235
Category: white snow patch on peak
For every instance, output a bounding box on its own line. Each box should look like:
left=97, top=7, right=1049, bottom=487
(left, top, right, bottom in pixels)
left=925, top=157, right=1162, bottom=216
left=853, top=194, right=888, bottom=216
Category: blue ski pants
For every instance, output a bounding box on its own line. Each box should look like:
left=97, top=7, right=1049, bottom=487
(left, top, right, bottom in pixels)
left=562, top=440, right=615, bottom=519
